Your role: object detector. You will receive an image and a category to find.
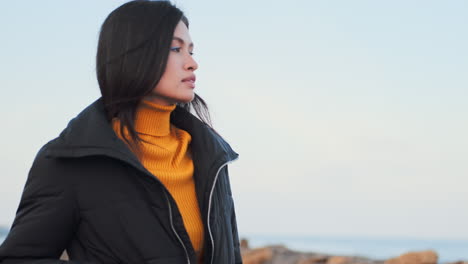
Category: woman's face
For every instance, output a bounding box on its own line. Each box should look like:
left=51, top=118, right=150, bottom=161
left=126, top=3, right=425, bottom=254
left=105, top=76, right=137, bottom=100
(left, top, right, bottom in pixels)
left=146, top=20, right=198, bottom=105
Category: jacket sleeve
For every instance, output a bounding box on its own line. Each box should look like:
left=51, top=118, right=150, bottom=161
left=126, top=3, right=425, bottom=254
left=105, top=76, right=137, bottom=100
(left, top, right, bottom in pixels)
left=231, top=204, right=243, bottom=264
left=225, top=163, right=243, bottom=264
left=0, top=149, right=88, bottom=264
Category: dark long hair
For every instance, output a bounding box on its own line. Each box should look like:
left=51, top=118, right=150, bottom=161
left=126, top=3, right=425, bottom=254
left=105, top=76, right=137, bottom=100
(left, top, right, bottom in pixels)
left=96, top=0, right=211, bottom=152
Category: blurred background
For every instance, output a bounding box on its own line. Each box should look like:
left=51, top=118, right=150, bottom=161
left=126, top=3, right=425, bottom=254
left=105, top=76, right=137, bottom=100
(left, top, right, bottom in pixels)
left=1, top=0, right=467, bottom=262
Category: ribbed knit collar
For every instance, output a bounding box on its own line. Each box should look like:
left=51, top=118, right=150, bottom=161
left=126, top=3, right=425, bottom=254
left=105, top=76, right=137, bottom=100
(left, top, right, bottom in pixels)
left=134, top=100, right=177, bottom=137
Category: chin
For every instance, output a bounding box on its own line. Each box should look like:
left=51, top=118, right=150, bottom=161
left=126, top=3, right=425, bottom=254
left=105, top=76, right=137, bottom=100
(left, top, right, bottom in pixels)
left=175, top=94, right=195, bottom=104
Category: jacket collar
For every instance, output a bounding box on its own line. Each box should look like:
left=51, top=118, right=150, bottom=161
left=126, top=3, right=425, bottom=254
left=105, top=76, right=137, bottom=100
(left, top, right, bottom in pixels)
left=44, top=98, right=239, bottom=171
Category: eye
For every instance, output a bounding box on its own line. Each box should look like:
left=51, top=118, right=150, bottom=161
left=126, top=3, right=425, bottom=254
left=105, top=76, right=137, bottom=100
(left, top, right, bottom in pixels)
left=170, top=47, right=194, bottom=56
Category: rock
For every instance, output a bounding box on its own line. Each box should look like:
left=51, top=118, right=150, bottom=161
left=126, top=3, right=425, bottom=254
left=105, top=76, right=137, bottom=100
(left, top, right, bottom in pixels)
left=296, top=256, right=328, bottom=264
left=327, top=256, right=352, bottom=264
left=242, top=247, right=274, bottom=264
left=241, top=238, right=250, bottom=250
left=239, top=242, right=383, bottom=264
left=384, top=250, right=438, bottom=264
left=238, top=239, right=447, bottom=264
left=325, top=256, right=381, bottom=264
left=268, top=245, right=329, bottom=264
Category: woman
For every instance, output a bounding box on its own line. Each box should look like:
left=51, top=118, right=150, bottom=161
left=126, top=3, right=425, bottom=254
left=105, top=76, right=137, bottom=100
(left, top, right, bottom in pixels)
left=0, top=1, right=241, bottom=264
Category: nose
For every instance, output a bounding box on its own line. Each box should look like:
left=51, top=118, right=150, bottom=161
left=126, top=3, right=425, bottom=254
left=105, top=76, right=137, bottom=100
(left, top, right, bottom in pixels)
left=185, top=54, right=198, bottom=71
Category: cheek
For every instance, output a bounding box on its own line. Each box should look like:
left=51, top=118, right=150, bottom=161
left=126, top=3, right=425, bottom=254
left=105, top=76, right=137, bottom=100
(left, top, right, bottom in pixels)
left=157, top=69, right=176, bottom=88
left=165, top=54, right=179, bottom=75
left=152, top=54, right=184, bottom=94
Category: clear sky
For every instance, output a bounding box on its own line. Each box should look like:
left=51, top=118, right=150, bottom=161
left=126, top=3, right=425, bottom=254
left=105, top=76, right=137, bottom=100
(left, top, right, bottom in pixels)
left=1, top=0, right=467, bottom=240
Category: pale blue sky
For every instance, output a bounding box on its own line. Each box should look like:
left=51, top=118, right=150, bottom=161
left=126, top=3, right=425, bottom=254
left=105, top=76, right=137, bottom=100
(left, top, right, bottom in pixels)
left=1, top=0, right=467, bottom=241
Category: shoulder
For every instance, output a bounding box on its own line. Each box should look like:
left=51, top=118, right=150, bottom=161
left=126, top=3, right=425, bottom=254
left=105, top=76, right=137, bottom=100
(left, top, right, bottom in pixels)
left=20, top=141, right=80, bottom=206
left=26, top=141, right=72, bottom=187
left=27, top=138, right=105, bottom=187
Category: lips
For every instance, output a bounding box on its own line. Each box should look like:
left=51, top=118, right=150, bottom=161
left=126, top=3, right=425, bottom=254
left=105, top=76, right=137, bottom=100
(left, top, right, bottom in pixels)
left=182, top=75, right=196, bottom=83
left=182, top=75, right=196, bottom=89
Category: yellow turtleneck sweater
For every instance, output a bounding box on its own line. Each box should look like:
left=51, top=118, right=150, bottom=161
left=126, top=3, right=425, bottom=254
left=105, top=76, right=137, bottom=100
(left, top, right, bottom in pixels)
left=111, top=100, right=204, bottom=258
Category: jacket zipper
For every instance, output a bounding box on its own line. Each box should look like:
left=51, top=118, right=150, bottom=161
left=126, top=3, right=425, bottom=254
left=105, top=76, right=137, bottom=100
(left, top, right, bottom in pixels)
left=127, top=162, right=191, bottom=264
left=207, top=157, right=239, bottom=264
left=126, top=154, right=238, bottom=264
left=163, top=191, right=191, bottom=264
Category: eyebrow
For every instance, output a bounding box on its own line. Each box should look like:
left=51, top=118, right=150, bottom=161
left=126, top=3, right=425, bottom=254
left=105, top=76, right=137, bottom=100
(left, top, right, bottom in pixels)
left=173, top=37, right=194, bottom=48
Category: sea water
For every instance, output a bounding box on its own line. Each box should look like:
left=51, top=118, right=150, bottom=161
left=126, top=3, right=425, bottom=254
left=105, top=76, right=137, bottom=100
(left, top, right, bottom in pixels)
left=244, top=234, right=468, bottom=263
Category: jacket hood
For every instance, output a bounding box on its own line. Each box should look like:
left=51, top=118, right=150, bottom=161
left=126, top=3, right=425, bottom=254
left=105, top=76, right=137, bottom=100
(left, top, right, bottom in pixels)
left=44, top=98, right=239, bottom=169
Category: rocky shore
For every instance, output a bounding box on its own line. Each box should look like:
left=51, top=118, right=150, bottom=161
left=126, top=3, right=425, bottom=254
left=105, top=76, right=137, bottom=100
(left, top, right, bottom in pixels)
left=240, top=239, right=468, bottom=264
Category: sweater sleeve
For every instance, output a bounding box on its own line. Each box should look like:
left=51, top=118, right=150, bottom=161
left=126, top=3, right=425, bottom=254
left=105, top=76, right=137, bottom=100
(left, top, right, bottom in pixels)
left=0, top=149, right=89, bottom=264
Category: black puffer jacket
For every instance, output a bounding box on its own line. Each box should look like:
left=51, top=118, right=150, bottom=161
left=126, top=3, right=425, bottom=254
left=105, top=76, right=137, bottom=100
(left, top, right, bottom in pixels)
left=0, top=98, right=241, bottom=264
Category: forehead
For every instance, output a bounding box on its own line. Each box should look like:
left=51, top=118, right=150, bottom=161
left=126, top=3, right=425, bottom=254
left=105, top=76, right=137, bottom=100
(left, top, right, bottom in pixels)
left=172, top=21, right=192, bottom=44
